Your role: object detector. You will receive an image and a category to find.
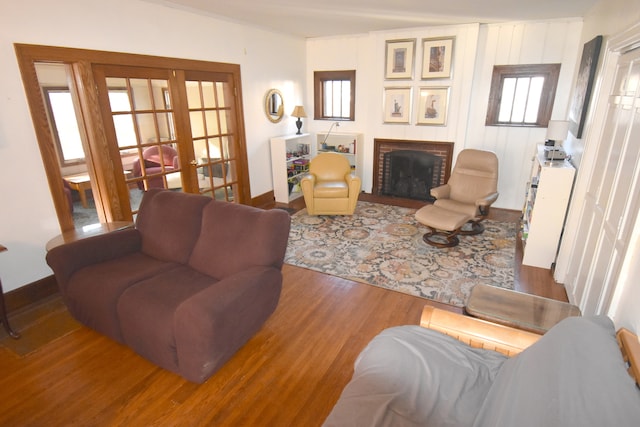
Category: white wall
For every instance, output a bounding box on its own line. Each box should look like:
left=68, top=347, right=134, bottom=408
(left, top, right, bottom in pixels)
left=468, top=20, right=582, bottom=209
left=306, top=20, right=583, bottom=211
left=307, top=25, right=481, bottom=196
left=0, top=0, right=305, bottom=292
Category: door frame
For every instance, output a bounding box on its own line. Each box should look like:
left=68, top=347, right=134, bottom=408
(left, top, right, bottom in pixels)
left=15, top=43, right=250, bottom=232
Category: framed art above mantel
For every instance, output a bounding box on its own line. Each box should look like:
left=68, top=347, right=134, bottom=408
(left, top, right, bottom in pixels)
left=383, top=87, right=412, bottom=124
left=417, top=87, right=449, bottom=125
left=385, top=39, right=416, bottom=80
left=421, top=37, right=454, bottom=80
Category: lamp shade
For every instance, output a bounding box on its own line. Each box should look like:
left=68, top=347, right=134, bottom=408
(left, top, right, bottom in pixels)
left=291, top=105, right=307, bottom=118
left=546, top=120, right=570, bottom=142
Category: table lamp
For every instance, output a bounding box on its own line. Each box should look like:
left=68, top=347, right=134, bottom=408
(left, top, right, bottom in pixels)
left=545, top=120, right=570, bottom=146
left=291, top=105, right=307, bottom=135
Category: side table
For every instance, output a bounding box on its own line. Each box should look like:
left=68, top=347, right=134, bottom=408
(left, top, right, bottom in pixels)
left=465, top=284, right=581, bottom=335
left=45, top=221, right=133, bottom=251
left=0, top=245, right=20, bottom=339
left=63, top=173, right=92, bottom=208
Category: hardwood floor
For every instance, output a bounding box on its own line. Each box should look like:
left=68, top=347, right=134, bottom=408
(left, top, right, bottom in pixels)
left=0, top=194, right=568, bottom=425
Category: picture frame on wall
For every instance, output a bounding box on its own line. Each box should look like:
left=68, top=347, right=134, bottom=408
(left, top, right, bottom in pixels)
left=417, top=87, right=449, bottom=125
left=568, top=35, right=603, bottom=138
left=385, top=39, right=416, bottom=80
left=383, top=87, right=412, bottom=124
left=421, top=37, right=455, bottom=80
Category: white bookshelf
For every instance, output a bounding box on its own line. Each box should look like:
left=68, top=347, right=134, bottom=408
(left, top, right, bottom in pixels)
left=521, top=144, right=576, bottom=269
left=270, top=133, right=313, bottom=203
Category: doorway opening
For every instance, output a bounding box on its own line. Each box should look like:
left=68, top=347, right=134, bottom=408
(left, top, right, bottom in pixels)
left=16, top=44, right=250, bottom=232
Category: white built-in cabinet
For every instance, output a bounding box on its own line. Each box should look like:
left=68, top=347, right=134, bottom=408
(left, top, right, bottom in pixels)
left=270, top=133, right=313, bottom=203
left=521, top=145, right=576, bottom=269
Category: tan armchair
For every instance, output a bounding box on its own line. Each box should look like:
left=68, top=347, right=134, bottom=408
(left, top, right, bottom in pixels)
left=415, top=149, right=498, bottom=247
left=300, top=153, right=361, bottom=215
left=430, top=148, right=499, bottom=234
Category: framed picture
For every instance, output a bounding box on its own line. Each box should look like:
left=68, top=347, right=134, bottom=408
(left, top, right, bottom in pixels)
left=569, top=35, right=603, bottom=138
left=383, top=87, right=412, bottom=123
left=421, top=37, right=455, bottom=79
left=417, top=87, right=449, bottom=125
left=385, top=39, right=416, bottom=80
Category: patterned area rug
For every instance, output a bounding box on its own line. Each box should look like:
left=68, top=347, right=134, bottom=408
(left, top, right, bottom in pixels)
left=285, top=201, right=516, bottom=307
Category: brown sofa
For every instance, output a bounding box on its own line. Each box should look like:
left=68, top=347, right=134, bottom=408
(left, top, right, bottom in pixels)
left=46, top=189, right=291, bottom=383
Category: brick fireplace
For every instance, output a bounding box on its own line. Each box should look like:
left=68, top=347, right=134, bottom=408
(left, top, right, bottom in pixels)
left=372, top=139, right=454, bottom=202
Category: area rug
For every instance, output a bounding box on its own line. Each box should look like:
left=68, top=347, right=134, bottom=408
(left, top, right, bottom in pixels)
left=285, top=201, right=516, bottom=307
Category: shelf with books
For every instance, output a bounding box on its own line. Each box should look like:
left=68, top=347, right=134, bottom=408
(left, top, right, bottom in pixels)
left=521, top=145, right=576, bottom=268
left=270, top=133, right=313, bottom=203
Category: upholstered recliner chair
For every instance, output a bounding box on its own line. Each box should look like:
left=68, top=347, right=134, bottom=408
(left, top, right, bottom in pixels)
left=415, top=149, right=499, bottom=247
left=131, top=145, right=179, bottom=190
left=300, top=153, right=361, bottom=215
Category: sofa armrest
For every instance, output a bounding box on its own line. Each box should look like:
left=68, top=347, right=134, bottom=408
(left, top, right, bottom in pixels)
left=476, top=191, right=499, bottom=208
left=300, top=174, right=316, bottom=212
left=300, top=173, right=316, bottom=190
left=345, top=173, right=361, bottom=192
left=430, top=184, right=450, bottom=199
left=420, top=305, right=540, bottom=357
left=46, top=228, right=142, bottom=288
left=174, top=265, right=282, bottom=383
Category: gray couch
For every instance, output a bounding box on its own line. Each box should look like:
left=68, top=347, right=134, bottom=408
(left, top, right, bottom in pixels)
left=324, top=315, right=640, bottom=426
left=46, top=189, right=291, bottom=383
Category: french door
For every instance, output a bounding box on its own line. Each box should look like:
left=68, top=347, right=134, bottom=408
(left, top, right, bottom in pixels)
left=565, top=46, right=640, bottom=314
left=15, top=44, right=250, bottom=232
left=92, top=64, right=246, bottom=216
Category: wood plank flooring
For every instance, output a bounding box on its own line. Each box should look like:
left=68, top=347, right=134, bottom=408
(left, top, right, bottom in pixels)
left=0, top=195, right=568, bottom=426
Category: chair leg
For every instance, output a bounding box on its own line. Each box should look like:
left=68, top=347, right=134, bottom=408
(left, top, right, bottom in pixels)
left=458, top=220, right=485, bottom=236
left=422, top=227, right=462, bottom=248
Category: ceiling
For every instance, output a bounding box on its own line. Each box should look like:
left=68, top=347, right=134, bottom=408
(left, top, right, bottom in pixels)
left=143, top=0, right=598, bottom=38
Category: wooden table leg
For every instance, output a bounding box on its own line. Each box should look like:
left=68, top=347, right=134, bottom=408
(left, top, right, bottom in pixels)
left=0, top=278, right=20, bottom=339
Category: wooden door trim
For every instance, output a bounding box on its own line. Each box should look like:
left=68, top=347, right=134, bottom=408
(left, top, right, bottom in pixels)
left=14, top=43, right=250, bottom=231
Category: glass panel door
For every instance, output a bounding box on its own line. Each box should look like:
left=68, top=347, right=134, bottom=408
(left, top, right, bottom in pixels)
left=184, top=72, right=240, bottom=201
left=92, top=65, right=248, bottom=216
left=113, top=75, right=179, bottom=213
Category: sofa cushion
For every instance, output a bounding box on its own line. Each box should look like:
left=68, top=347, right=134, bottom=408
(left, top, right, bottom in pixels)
left=323, top=325, right=507, bottom=427
left=117, top=264, right=217, bottom=373
left=189, top=201, right=290, bottom=279
left=64, top=252, right=177, bottom=342
left=473, top=315, right=640, bottom=427
left=136, top=189, right=210, bottom=264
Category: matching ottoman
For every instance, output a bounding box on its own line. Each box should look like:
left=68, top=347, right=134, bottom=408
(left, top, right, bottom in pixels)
left=415, top=204, right=472, bottom=247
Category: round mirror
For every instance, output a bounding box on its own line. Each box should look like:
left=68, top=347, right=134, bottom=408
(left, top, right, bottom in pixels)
left=265, top=89, right=284, bottom=123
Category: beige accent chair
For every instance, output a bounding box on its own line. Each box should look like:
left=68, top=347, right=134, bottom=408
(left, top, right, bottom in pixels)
left=415, top=149, right=499, bottom=247
left=301, top=152, right=361, bottom=215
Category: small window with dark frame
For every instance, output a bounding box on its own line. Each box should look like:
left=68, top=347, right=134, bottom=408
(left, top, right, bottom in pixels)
left=314, top=70, right=355, bottom=121
left=486, top=64, right=560, bottom=127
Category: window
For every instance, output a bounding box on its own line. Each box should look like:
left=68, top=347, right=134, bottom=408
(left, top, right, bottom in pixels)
left=43, top=88, right=85, bottom=165
left=486, top=64, right=560, bottom=127
left=314, top=70, right=355, bottom=121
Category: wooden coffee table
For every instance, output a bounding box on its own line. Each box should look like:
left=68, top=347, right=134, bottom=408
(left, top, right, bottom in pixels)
left=465, top=284, right=581, bottom=334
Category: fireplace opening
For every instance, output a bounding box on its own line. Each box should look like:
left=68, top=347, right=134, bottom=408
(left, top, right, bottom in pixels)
left=381, top=150, right=442, bottom=201
left=373, top=139, right=453, bottom=203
